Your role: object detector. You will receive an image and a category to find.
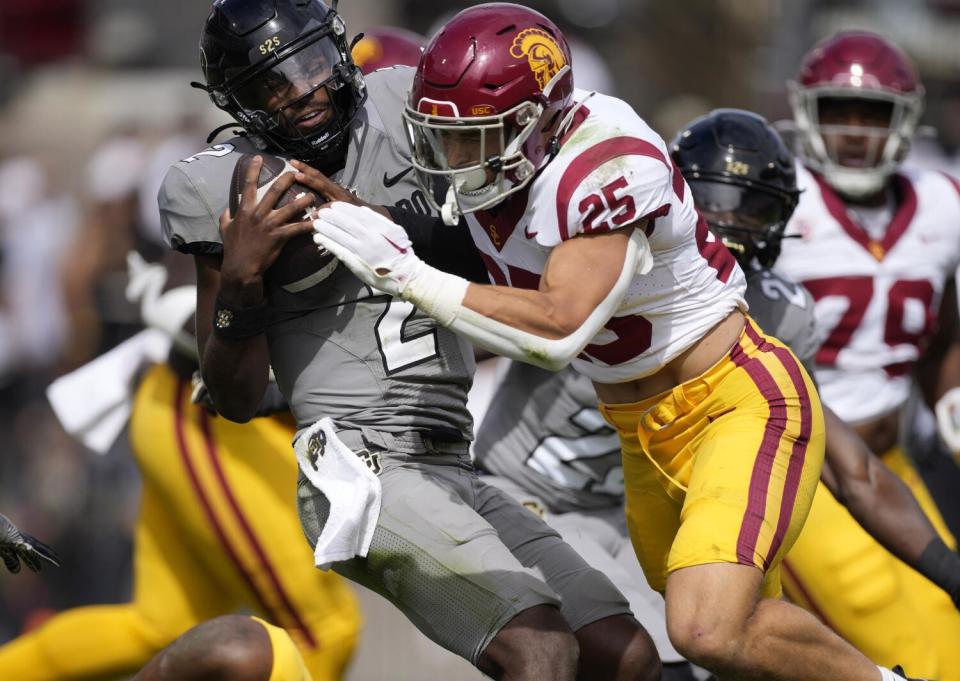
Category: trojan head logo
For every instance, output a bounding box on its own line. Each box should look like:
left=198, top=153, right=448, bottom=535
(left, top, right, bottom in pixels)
left=510, top=28, right=567, bottom=91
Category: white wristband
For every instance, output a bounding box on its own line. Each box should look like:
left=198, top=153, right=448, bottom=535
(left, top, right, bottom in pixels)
left=401, top=261, right=470, bottom=327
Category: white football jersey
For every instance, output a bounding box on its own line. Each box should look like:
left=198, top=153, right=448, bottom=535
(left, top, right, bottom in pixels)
left=465, top=90, right=747, bottom=383
left=776, top=163, right=960, bottom=424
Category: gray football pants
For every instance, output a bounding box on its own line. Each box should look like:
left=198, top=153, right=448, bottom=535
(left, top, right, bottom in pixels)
left=297, top=427, right=632, bottom=666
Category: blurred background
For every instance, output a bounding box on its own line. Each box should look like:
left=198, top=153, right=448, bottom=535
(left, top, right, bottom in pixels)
left=2, top=0, right=960, bottom=677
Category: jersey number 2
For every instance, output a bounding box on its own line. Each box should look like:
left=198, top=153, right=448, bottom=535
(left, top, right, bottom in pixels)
left=375, top=300, right=440, bottom=374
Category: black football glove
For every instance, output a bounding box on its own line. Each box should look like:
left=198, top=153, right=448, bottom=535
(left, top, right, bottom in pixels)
left=0, top=512, right=60, bottom=574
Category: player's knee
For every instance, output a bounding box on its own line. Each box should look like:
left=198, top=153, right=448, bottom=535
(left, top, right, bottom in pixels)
left=575, top=615, right=661, bottom=681
left=666, top=614, right=738, bottom=673
left=480, top=605, right=579, bottom=680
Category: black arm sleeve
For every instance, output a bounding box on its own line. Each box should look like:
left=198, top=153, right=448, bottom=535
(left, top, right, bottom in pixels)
left=386, top=207, right=489, bottom=284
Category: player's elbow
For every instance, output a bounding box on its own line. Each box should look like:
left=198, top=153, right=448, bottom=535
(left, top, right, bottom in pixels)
left=544, top=298, right=595, bottom=340
left=523, top=300, right=598, bottom=371
left=523, top=333, right=585, bottom=372
left=216, top=404, right=256, bottom=424
left=829, top=455, right=874, bottom=513
left=204, top=380, right=261, bottom=424
left=528, top=347, right=575, bottom=372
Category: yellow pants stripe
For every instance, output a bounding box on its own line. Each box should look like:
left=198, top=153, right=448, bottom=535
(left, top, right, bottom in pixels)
left=171, top=378, right=316, bottom=649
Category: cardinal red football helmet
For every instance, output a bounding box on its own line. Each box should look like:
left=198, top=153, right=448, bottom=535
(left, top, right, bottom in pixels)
left=403, top=3, right=574, bottom=224
left=788, top=31, right=924, bottom=198
left=351, top=26, right=425, bottom=75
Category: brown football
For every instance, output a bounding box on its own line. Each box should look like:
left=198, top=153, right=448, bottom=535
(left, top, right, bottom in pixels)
left=229, top=153, right=335, bottom=291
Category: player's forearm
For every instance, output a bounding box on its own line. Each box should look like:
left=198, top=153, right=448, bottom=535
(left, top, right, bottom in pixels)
left=200, top=335, right=270, bottom=423
left=196, top=268, right=271, bottom=422
left=462, top=284, right=580, bottom=339
left=859, top=462, right=960, bottom=606
left=824, top=408, right=934, bottom=559
left=822, top=408, right=960, bottom=600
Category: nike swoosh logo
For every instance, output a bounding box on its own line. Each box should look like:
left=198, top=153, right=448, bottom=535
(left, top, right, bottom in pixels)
left=383, top=167, right=413, bottom=187
left=524, top=224, right=538, bottom=239
left=383, top=235, right=408, bottom=254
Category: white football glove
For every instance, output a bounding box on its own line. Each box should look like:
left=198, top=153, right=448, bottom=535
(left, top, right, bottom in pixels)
left=312, top=202, right=426, bottom=298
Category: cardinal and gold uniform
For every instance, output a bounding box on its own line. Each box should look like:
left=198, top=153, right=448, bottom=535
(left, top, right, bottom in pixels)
left=462, top=87, right=823, bottom=597
left=600, top=318, right=824, bottom=596
left=0, top=363, right=359, bottom=681
left=776, top=163, right=960, bottom=678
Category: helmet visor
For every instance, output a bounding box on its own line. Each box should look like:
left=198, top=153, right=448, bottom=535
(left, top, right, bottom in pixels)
left=408, top=118, right=506, bottom=189
left=688, top=180, right=791, bottom=230
left=813, top=95, right=896, bottom=170
left=231, top=38, right=345, bottom=132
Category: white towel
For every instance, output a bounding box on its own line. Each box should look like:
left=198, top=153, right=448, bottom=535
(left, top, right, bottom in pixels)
left=46, top=329, right=172, bottom=454
left=294, top=418, right=382, bottom=569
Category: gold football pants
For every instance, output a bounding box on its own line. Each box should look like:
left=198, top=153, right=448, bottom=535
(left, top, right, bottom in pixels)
left=0, top=364, right=360, bottom=681
left=782, top=447, right=960, bottom=680
left=601, top=317, right=825, bottom=598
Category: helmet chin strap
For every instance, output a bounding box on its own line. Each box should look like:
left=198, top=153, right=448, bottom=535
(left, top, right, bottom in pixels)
left=441, top=178, right=497, bottom=226
left=546, top=90, right=595, bottom=162
left=442, top=185, right=460, bottom=226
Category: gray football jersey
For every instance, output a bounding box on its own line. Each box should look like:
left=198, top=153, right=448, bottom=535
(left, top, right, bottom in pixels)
left=475, top=362, right=622, bottom=513
left=476, top=267, right=820, bottom=512
left=158, top=67, right=475, bottom=438
left=744, top=267, right=820, bottom=370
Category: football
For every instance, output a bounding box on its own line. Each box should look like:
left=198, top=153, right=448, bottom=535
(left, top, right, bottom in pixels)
left=228, top=153, right=336, bottom=291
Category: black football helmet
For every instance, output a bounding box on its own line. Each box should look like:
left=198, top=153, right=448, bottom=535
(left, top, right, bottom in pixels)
left=198, top=0, right=366, bottom=164
left=671, top=109, right=800, bottom=269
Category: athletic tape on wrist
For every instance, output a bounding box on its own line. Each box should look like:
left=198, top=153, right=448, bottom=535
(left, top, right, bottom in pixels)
left=401, top=262, right=470, bottom=327
left=917, top=536, right=960, bottom=603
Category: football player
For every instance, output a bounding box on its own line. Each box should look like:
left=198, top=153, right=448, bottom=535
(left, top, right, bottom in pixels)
left=477, top=108, right=960, bottom=678
left=775, top=31, right=960, bottom=675
left=133, top=615, right=311, bottom=681
left=166, top=1, right=658, bottom=679
left=0, top=263, right=360, bottom=681
left=311, top=5, right=925, bottom=680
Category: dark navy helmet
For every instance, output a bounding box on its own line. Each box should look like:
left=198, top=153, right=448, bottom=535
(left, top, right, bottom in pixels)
left=199, top=0, right=366, bottom=164
left=672, top=109, right=800, bottom=268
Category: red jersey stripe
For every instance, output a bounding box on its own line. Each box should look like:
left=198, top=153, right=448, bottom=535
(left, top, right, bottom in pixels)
left=556, top=136, right=671, bottom=241
left=728, top=336, right=790, bottom=569
left=743, top=323, right=813, bottom=567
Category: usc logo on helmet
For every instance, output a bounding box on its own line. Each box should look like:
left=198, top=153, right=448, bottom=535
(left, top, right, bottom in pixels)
left=509, top=28, right=567, bottom=91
